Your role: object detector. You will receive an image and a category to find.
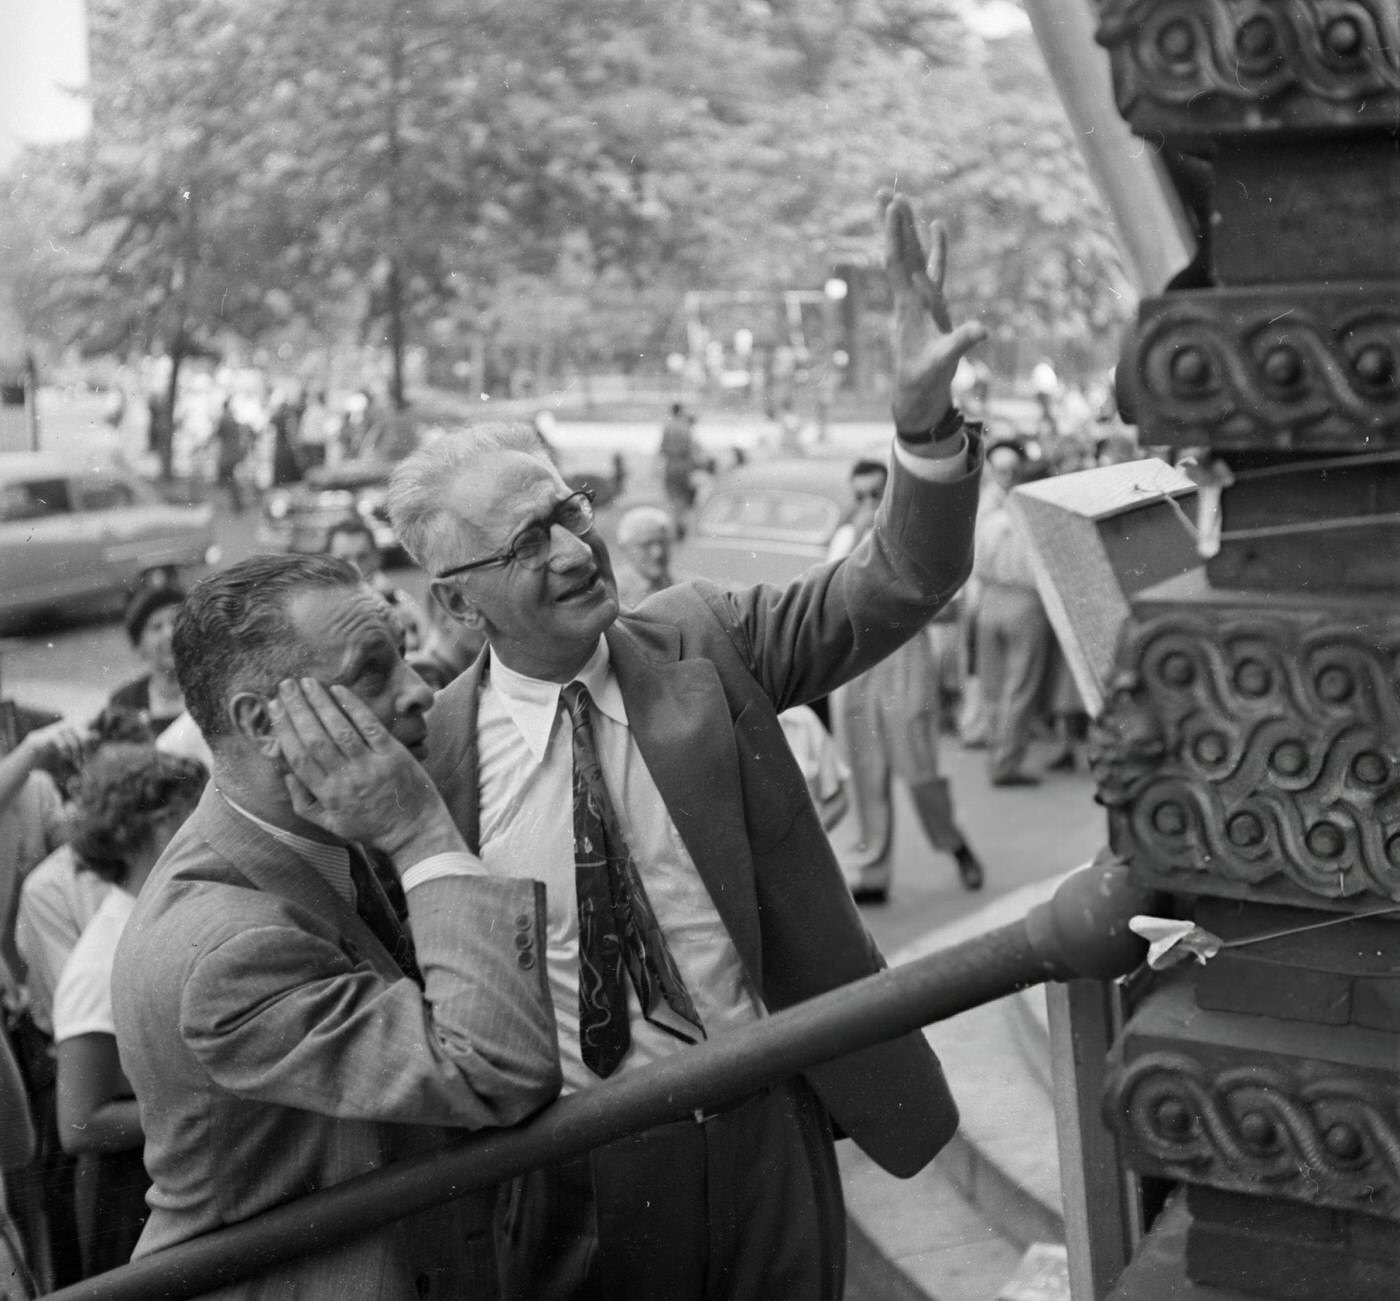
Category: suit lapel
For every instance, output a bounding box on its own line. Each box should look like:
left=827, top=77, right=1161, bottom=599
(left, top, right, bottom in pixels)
left=192, top=786, right=406, bottom=983
left=606, top=621, right=763, bottom=985
left=425, top=658, right=487, bottom=853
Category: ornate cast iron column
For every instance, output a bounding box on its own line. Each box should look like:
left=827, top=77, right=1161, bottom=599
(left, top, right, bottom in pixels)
left=1090, top=3, right=1400, bottom=1298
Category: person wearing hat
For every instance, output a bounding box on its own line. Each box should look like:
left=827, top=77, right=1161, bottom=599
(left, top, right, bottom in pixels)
left=970, top=448, right=1052, bottom=786
left=107, top=586, right=187, bottom=738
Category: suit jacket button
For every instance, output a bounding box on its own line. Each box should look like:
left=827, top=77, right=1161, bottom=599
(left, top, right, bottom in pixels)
left=517, top=951, right=535, bottom=969
left=514, top=913, right=531, bottom=931
left=514, top=931, right=532, bottom=949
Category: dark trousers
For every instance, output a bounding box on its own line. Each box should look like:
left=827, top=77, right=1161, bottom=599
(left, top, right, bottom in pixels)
left=977, top=584, right=1052, bottom=781
left=502, top=1078, right=844, bottom=1301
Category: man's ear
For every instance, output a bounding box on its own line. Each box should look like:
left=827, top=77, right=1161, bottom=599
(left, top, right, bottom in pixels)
left=431, top=579, right=487, bottom=634
left=229, top=691, right=280, bottom=759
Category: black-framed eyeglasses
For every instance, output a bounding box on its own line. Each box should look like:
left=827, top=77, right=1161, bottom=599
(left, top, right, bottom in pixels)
left=435, top=489, right=597, bottom=579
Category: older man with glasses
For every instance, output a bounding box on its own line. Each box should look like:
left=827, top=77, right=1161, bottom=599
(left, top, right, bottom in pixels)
left=387, top=193, right=987, bottom=1301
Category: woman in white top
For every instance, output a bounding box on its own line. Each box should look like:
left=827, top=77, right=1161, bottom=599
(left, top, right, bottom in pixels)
left=52, top=744, right=205, bottom=1277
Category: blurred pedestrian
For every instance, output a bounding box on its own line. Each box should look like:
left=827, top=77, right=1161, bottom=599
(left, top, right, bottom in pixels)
left=325, top=518, right=428, bottom=654
left=973, top=458, right=1052, bottom=787
left=657, top=402, right=699, bottom=539
left=0, top=720, right=83, bottom=1287
left=53, top=745, right=206, bottom=1277
left=1, top=723, right=81, bottom=1010
left=15, top=711, right=155, bottom=1042
left=108, top=586, right=188, bottom=739
left=613, top=505, right=682, bottom=609
left=268, top=395, right=303, bottom=487
left=209, top=398, right=249, bottom=514
left=1031, top=357, right=1060, bottom=441
left=296, top=390, right=332, bottom=472
left=828, top=459, right=984, bottom=901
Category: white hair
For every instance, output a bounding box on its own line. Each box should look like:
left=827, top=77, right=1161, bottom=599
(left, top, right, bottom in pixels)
left=616, top=505, right=675, bottom=547
left=387, top=420, right=553, bottom=575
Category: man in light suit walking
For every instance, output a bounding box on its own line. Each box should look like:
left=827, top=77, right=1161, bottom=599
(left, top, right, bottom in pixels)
left=113, top=554, right=561, bottom=1299
left=386, top=192, right=986, bottom=1300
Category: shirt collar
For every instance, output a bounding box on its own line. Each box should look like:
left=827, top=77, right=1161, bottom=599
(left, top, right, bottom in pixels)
left=219, top=791, right=355, bottom=906
left=486, top=638, right=628, bottom=763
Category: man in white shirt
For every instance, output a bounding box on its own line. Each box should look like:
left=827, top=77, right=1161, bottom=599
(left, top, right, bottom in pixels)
left=111, top=555, right=561, bottom=1299
left=388, top=193, right=987, bottom=1301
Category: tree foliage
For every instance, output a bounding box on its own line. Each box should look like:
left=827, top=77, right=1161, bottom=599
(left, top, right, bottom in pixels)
left=3, top=0, right=1133, bottom=402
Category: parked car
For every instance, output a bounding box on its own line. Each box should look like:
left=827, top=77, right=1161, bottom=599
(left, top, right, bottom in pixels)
left=258, top=411, right=427, bottom=563
left=0, top=453, right=219, bottom=630
left=675, top=455, right=855, bottom=588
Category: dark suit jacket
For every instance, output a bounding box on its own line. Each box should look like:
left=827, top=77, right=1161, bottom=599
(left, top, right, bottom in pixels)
left=113, top=785, right=561, bottom=1299
left=423, top=446, right=981, bottom=1177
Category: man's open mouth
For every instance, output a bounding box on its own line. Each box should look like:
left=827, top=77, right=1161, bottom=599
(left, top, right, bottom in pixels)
left=556, top=573, right=600, bottom=602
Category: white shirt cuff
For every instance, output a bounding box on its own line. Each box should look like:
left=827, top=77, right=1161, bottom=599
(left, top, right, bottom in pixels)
left=892, top=433, right=971, bottom=483
left=400, top=851, right=483, bottom=893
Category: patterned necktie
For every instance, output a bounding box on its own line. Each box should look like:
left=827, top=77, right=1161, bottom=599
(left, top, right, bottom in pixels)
left=563, top=681, right=704, bottom=1078
left=348, top=844, right=423, bottom=986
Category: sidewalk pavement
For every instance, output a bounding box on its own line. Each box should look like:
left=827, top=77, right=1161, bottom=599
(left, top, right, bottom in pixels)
left=842, top=736, right=1107, bottom=1301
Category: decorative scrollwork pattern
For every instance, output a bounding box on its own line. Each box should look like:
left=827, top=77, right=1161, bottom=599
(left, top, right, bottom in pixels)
left=1092, top=604, right=1400, bottom=902
left=1095, top=0, right=1400, bottom=134
left=1130, top=291, right=1400, bottom=449
left=1108, top=1050, right=1400, bottom=1217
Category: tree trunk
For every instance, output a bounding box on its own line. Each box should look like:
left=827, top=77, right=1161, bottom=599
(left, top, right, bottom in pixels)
left=158, top=325, right=186, bottom=483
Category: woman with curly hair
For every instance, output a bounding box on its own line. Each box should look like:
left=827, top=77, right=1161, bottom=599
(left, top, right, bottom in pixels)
left=51, top=745, right=205, bottom=1277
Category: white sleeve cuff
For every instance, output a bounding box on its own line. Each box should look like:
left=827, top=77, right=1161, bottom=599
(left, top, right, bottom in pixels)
left=400, top=851, right=484, bottom=893
left=892, top=433, right=971, bottom=483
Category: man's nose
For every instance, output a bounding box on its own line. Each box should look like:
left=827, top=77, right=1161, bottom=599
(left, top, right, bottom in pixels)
left=547, top=523, right=594, bottom=568
left=398, top=663, right=435, bottom=713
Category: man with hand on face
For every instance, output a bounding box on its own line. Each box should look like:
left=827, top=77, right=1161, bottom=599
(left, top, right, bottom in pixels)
left=112, top=554, right=560, bottom=1301
left=387, top=192, right=986, bottom=1301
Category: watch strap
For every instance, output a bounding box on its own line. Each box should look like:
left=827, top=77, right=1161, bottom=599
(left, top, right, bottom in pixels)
left=896, top=406, right=965, bottom=447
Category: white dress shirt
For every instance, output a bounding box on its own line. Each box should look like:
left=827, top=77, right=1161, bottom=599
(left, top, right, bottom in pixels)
left=478, top=641, right=764, bottom=1093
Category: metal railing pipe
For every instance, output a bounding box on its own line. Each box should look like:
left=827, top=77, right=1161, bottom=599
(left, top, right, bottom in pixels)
left=45, top=860, right=1156, bottom=1301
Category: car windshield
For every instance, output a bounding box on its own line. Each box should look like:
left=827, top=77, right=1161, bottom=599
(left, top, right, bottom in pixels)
left=0, top=478, right=72, bottom=522
left=696, top=489, right=842, bottom=547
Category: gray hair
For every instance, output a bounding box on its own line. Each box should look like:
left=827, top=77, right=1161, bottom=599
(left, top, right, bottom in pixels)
left=388, top=420, right=554, bottom=575
left=616, top=505, right=674, bottom=548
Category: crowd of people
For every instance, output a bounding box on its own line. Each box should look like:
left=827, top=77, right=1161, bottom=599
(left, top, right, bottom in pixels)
left=0, top=197, right=1142, bottom=1299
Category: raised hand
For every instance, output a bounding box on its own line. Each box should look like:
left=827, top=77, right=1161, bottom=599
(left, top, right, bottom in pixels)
left=269, top=678, right=466, bottom=865
left=20, top=720, right=92, bottom=772
left=881, top=190, right=989, bottom=436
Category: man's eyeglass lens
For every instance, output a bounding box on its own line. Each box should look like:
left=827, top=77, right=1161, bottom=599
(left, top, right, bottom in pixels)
left=438, top=490, right=596, bottom=577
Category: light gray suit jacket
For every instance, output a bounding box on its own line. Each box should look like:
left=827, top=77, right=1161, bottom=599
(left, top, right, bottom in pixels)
left=424, top=444, right=982, bottom=1177
left=113, top=785, right=561, bottom=1300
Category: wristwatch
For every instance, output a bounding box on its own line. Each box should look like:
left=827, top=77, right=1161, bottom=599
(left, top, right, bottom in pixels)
left=896, top=406, right=965, bottom=447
